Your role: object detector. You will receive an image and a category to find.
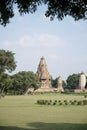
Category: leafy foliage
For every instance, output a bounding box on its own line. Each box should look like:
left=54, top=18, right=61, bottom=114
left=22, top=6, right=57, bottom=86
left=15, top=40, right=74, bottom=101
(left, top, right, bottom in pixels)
left=0, top=73, right=12, bottom=94
left=0, top=50, right=16, bottom=73
left=0, top=49, right=16, bottom=97
left=66, top=73, right=80, bottom=89
left=11, top=71, right=41, bottom=94
left=0, top=0, right=87, bottom=26
left=51, top=77, right=58, bottom=88
left=51, top=77, right=66, bottom=88
left=45, top=0, right=87, bottom=21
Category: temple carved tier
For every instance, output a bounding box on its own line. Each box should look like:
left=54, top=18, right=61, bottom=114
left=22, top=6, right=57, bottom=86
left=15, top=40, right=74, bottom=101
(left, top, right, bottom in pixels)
left=36, top=57, right=51, bottom=88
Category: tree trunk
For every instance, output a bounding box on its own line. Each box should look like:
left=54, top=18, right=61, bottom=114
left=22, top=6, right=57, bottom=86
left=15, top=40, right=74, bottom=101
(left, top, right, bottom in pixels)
left=0, top=87, right=5, bottom=99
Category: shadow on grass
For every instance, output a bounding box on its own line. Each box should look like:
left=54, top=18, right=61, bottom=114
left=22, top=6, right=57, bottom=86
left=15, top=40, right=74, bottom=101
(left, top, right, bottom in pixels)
left=0, top=122, right=87, bottom=130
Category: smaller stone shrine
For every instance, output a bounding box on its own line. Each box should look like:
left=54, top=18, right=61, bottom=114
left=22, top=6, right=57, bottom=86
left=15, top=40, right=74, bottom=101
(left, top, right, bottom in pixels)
left=57, top=76, right=64, bottom=92
left=36, top=56, right=51, bottom=88
left=79, top=72, right=86, bottom=90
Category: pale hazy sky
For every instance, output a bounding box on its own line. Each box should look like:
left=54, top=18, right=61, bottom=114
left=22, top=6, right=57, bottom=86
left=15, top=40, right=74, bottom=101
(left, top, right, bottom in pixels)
left=0, top=5, right=87, bottom=80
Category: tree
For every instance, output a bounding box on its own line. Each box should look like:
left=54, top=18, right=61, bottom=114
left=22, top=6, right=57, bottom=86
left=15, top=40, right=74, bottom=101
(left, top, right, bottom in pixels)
left=0, top=49, right=16, bottom=97
left=11, top=71, right=41, bottom=94
left=51, top=77, right=58, bottom=88
left=51, top=77, right=66, bottom=88
left=0, top=0, right=87, bottom=26
left=66, top=73, right=80, bottom=89
left=0, top=73, right=12, bottom=96
left=0, top=50, right=16, bottom=73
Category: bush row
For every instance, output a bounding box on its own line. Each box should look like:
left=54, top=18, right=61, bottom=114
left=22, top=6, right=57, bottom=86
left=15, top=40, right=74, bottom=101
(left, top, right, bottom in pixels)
left=37, top=99, right=87, bottom=105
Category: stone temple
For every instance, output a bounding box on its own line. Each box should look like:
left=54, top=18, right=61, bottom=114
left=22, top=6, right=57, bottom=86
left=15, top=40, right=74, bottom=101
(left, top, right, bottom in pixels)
left=79, top=72, right=86, bottom=90
left=57, top=76, right=64, bottom=92
left=36, top=56, right=51, bottom=88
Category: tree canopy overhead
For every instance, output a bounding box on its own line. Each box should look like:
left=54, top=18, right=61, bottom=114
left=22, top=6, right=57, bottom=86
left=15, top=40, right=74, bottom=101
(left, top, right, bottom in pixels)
left=0, top=0, right=87, bottom=26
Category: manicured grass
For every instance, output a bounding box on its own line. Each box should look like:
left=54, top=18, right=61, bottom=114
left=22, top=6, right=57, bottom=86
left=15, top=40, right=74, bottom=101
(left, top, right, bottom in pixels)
left=0, top=93, right=87, bottom=130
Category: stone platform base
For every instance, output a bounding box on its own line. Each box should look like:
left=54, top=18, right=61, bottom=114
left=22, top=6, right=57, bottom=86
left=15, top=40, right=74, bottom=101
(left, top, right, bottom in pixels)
left=25, top=87, right=65, bottom=94
left=74, top=89, right=87, bottom=93
left=35, top=87, right=56, bottom=92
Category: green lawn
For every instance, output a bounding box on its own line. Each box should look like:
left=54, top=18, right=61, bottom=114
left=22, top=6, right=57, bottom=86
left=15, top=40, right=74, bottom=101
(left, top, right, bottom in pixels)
left=0, top=93, right=87, bottom=130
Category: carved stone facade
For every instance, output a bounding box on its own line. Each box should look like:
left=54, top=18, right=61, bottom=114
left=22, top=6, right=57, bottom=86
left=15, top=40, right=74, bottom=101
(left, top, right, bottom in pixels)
left=36, top=57, right=51, bottom=88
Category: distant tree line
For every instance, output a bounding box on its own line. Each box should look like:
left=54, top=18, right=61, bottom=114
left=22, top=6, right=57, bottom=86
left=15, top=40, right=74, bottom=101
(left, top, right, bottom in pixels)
left=0, top=49, right=87, bottom=96
left=10, top=71, right=41, bottom=95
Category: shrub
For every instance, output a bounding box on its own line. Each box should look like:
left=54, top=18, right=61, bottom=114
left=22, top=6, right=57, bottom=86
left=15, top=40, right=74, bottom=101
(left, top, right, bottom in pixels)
left=73, top=100, right=77, bottom=105
left=49, top=100, right=52, bottom=103
left=73, top=100, right=77, bottom=103
left=83, top=100, right=87, bottom=105
left=77, top=101, right=82, bottom=105
left=59, top=102, right=62, bottom=105
left=47, top=102, right=51, bottom=105
left=59, top=101, right=62, bottom=105
left=53, top=100, right=58, bottom=105
left=69, top=100, right=72, bottom=105
left=84, top=94, right=87, bottom=98
left=69, top=101, right=75, bottom=105
left=65, top=102, right=68, bottom=105
left=58, top=100, right=61, bottom=103
left=37, top=99, right=87, bottom=106
left=53, top=102, right=57, bottom=105
left=57, top=100, right=61, bottom=105
left=64, top=100, right=68, bottom=105
left=64, top=100, right=67, bottom=102
left=37, top=100, right=48, bottom=105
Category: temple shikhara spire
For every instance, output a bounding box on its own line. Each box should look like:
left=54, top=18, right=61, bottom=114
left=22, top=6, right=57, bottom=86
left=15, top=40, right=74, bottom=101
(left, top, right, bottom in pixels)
left=36, top=56, right=51, bottom=88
